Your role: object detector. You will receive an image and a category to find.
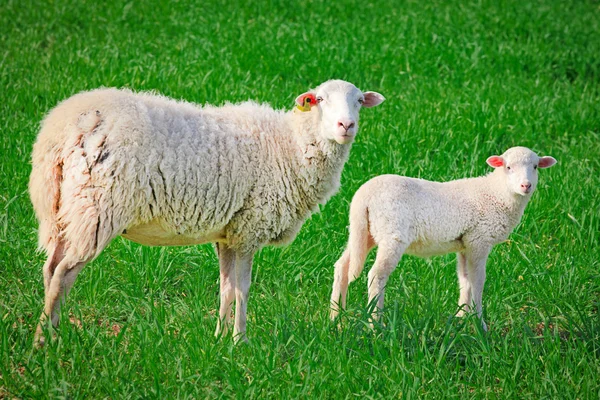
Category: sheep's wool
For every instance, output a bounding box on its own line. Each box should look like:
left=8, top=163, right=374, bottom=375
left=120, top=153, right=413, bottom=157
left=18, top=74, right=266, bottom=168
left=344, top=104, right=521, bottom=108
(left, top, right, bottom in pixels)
left=30, top=86, right=353, bottom=259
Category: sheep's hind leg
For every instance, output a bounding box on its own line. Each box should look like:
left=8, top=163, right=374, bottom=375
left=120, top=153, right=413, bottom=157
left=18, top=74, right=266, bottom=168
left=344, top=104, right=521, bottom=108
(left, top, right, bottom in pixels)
left=215, top=243, right=236, bottom=338
left=41, top=240, right=66, bottom=299
left=367, top=239, right=406, bottom=322
left=455, top=252, right=472, bottom=317
left=35, top=251, right=90, bottom=347
left=330, top=248, right=350, bottom=320
left=35, top=240, right=66, bottom=346
left=232, top=252, right=253, bottom=343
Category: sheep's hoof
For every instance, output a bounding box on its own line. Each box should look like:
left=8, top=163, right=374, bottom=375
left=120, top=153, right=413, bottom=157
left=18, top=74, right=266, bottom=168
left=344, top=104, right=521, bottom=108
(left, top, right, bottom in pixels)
left=34, top=336, right=46, bottom=348
left=215, top=328, right=229, bottom=339
left=455, top=310, right=466, bottom=318
left=481, top=320, right=488, bottom=332
left=233, top=333, right=249, bottom=345
left=34, top=327, right=46, bottom=348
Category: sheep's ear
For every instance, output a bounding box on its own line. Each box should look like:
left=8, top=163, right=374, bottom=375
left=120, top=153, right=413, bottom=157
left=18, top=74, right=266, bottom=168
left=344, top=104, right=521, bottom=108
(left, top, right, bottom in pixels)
left=486, top=156, right=504, bottom=168
left=362, top=91, right=385, bottom=108
left=295, top=92, right=315, bottom=106
left=538, top=156, right=557, bottom=168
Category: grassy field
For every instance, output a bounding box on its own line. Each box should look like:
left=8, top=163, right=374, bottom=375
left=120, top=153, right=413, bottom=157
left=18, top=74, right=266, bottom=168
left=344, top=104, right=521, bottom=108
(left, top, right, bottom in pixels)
left=1, top=0, right=599, bottom=397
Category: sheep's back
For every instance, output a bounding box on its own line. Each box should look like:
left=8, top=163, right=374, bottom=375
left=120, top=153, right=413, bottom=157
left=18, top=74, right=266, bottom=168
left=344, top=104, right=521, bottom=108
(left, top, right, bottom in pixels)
left=32, top=89, right=259, bottom=250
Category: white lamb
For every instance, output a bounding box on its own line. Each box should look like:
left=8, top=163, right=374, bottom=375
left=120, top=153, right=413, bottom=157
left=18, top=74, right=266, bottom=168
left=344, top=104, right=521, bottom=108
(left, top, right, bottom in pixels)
left=330, top=147, right=556, bottom=330
left=29, top=80, right=385, bottom=345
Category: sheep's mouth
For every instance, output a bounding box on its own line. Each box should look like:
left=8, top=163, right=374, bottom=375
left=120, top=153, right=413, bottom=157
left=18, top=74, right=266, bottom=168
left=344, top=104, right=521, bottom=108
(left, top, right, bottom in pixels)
left=334, top=133, right=355, bottom=144
left=517, top=188, right=532, bottom=195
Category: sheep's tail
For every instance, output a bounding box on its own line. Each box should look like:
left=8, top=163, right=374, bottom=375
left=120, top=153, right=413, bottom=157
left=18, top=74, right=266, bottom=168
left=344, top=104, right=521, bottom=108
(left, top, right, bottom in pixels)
left=347, top=196, right=371, bottom=283
left=29, top=101, right=105, bottom=257
left=30, top=92, right=125, bottom=261
left=29, top=122, right=66, bottom=254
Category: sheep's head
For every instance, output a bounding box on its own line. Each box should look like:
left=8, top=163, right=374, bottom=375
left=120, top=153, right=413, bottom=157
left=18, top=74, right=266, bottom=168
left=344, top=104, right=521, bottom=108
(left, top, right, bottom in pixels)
left=487, top=146, right=557, bottom=196
left=295, top=80, right=385, bottom=145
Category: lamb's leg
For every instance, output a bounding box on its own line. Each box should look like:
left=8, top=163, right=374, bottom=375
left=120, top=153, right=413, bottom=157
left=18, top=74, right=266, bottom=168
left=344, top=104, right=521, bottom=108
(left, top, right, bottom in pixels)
left=215, top=243, right=236, bottom=338
left=367, top=239, right=406, bottom=320
left=35, top=253, right=89, bottom=347
left=456, top=252, right=472, bottom=317
left=330, top=248, right=350, bottom=320
left=232, top=252, right=253, bottom=343
left=465, top=247, right=491, bottom=331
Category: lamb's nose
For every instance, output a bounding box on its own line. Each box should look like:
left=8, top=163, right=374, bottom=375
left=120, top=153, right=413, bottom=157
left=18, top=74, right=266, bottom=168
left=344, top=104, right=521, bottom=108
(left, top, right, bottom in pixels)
left=337, top=120, right=355, bottom=131
left=521, top=182, right=532, bottom=191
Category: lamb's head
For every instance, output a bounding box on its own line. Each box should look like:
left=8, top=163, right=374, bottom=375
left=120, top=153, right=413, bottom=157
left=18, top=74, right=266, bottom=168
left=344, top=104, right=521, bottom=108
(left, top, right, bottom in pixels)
left=295, top=80, right=385, bottom=145
left=487, top=146, right=557, bottom=196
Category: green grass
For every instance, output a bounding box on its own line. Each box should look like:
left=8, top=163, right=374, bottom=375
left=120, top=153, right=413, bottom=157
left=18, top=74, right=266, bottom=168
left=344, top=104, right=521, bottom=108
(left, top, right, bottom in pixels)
left=1, top=0, right=600, bottom=397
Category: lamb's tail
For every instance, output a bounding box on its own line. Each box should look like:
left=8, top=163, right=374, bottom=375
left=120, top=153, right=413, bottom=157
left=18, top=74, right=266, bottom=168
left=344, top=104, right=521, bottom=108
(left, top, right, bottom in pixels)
left=347, top=195, right=371, bottom=283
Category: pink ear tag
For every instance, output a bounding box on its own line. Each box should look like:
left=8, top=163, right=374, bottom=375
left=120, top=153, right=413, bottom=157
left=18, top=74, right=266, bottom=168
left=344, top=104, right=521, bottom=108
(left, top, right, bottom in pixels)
left=296, top=94, right=317, bottom=112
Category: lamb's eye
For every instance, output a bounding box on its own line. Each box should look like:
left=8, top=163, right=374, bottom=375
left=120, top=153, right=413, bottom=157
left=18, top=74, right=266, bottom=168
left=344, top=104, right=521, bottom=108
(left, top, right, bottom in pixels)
left=507, top=166, right=511, bottom=170
left=358, top=98, right=364, bottom=104
left=534, top=165, right=538, bottom=170
left=316, top=96, right=323, bottom=103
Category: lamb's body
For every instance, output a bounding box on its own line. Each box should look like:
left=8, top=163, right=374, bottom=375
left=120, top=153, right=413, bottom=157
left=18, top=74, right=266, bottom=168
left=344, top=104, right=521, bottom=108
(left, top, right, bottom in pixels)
left=30, top=81, right=385, bottom=345
left=362, top=174, right=525, bottom=259
left=330, top=147, right=556, bottom=330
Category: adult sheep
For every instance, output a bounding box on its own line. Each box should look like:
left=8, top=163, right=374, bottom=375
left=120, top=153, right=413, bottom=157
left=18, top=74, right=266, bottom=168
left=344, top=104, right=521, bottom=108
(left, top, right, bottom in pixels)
left=30, top=80, right=385, bottom=345
left=330, top=147, right=556, bottom=331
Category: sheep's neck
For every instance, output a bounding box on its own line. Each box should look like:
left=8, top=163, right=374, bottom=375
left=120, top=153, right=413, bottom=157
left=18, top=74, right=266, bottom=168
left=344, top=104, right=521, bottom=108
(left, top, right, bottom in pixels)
left=285, top=111, right=351, bottom=203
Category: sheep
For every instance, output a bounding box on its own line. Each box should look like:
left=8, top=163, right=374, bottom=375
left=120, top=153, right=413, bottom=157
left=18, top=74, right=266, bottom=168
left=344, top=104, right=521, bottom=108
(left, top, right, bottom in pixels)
left=30, top=80, right=385, bottom=345
left=330, top=146, right=556, bottom=331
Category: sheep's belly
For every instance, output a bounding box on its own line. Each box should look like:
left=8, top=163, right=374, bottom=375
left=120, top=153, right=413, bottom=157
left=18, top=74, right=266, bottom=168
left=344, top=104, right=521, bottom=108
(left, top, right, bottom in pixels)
left=405, top=239, right=465, bottom=258
left=122, top=220, right=226, bottom=246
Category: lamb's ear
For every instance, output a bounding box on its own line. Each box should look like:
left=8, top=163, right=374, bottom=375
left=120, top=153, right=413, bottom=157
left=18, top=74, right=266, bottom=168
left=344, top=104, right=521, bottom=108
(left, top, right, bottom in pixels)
left=486, top=156, right=504, bottom=168
left=362, top=91, right=385, bottom=108
left=538, top=156, right=557, bottom=168
left=295, top=92, right=315, bottom=106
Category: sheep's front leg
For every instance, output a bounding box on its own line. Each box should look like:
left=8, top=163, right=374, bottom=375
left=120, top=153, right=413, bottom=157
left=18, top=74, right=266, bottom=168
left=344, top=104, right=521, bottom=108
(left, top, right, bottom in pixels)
left=330, top=248, right=350, bottom=320
left=465, top=247, right=491, bottom=331
left=456, top=252, right=472, bottom=317
left=233, top=252, right=253, bottom=343
left=367, top=240, right=406, bottom=320
left=215, top=243, right=236, bottom=338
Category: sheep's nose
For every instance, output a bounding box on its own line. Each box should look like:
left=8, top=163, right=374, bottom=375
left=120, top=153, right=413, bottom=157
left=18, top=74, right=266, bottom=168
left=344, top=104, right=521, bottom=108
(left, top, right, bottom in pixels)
left=521, top=182, right=532, bottom=192
left=337, top=120, right=355, bottom=131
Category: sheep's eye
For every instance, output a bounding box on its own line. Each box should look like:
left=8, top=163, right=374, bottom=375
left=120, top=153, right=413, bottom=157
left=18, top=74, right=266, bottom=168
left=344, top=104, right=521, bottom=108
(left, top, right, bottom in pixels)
left=316, top=96, right=323, bottom=103
left=506, top=166, right=511, bottom=170
left=358, top=98, right=364, bottom=104
left=534, top=165, right=538, bottom=170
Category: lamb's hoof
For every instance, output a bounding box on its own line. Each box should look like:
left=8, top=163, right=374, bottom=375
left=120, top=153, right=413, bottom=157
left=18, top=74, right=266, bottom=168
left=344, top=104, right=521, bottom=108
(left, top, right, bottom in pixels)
left=482, top=321, right=488, bottom=332
left=330, top=310, right=339, bottom=321
left=455, top=310, right=466, bottom=318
